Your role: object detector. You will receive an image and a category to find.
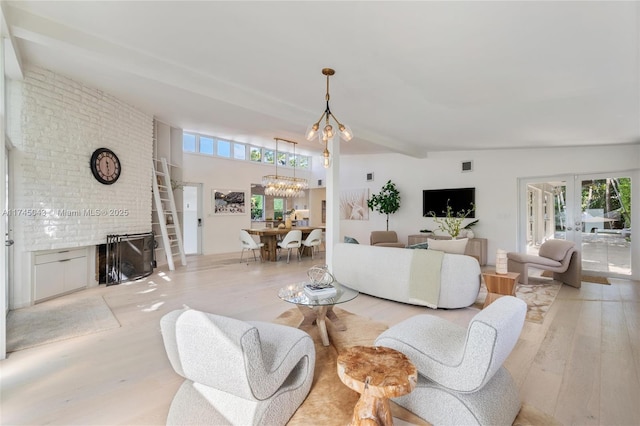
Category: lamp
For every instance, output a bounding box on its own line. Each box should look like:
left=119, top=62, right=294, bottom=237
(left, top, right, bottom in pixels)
left=496, top=249, right=508, bottom=274
left=305, top=68, right=352, bottom=168
left=262, top=138, right=308, bottom=198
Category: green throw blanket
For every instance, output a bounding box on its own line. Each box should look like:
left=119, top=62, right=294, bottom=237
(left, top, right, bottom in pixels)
left=408, top=249, right=444, bottom=309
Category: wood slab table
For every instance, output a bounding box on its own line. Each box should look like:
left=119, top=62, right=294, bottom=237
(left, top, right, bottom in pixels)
left=243, top=227, right=319, bottom=262
left=337, top=345, right=417, bottom=426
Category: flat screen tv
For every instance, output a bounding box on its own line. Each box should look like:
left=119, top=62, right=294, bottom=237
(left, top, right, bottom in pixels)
left=423, top=187, right=475, bottom=218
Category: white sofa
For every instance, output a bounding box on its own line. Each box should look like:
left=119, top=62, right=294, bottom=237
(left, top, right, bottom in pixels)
left=332, top=243, right=481, bottom=309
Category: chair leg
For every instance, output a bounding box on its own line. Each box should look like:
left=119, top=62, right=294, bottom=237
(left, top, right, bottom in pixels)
left=554, top=251, right=581, bottom=288
left=507, top=259, right=528, bottom=284
left=240, top=248, right=245, bottom=263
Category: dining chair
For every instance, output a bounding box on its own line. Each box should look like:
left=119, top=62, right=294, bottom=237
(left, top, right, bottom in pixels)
left=277, top=230, right=302, bottom=263
left=239, top=230, right=264, bottom=263
left=300, top=228, right=323, bottom=259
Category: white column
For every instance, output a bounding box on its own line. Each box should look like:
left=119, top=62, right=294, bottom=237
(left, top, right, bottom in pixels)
left=325, top=138, right=340, bottom=272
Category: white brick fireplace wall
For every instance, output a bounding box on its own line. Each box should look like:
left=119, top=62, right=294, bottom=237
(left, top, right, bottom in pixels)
left=7, top=66, right=153, bottom=307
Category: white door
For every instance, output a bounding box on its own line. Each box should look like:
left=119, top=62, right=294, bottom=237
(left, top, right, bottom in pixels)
left=182, top=183, right=202, bottom=255
left=519, top=172, right=635, bottom=278
left=1, top=143, right=11, bottom=359
left=576, top=172, right=635, bottom=277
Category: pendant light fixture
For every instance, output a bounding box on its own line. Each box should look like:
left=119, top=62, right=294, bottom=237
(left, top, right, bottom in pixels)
left=305, top=68, right=353, bottom=168
left=262, top=138, right=308, bottom=198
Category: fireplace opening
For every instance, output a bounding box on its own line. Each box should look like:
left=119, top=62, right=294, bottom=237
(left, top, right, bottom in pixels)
left=97, top=233, right=155, bottom=285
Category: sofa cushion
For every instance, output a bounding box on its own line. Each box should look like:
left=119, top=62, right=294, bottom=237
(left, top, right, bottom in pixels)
left=407, top=242, right=429, bottom=250
left=428, top=238, right=468, bottom=255
left=343, top=236, right=359, bottom=244
left=538, top=239, right=575, bottom=261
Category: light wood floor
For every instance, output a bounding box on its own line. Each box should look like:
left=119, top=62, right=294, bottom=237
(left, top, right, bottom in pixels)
left=2, top=252, right=639, bottom=425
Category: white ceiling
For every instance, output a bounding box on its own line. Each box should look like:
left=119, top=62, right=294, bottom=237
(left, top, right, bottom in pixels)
left=3, top=1, right=639, bottom=157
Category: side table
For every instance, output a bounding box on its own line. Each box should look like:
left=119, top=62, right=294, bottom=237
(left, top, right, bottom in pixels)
left=337, top=345, right=417, bottom=426
left=482, top=271, right=520, bottom=308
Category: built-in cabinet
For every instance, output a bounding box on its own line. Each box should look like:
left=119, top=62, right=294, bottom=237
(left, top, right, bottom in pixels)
left=408, top=234, right=488, bottom=266
left=33, top=247, right=88, bottom=302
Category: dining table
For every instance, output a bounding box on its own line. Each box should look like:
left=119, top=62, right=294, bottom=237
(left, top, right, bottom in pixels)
left=243, top=226, right=321, bottom=262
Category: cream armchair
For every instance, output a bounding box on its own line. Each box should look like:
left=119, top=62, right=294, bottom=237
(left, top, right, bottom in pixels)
left=160, top=309, right=315, bottom=426
left=375, top=296, right=527, bottom=425
left=507, top=239, right=581, bottom=288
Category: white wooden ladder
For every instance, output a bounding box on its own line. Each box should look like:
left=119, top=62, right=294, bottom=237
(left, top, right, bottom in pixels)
left=152, top=158, right=186, bottom=270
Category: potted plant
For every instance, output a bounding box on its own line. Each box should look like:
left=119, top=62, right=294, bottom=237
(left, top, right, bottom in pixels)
left=426, top=201, right=476, bottom=239
left=367, top=180, right=401, bottom=231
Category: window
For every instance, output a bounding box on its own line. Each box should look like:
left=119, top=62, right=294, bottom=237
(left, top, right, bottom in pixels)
left=217, top=140, right=231, bottom=157
left=263, top=149, right=275, bottom=164
left=233, top=143, right=246, bottom=160
left=250, top=147, right=262, bottom=162
left=273, top=198, right=284, bottom=220
left=277, top=152, right=287, bottom=166
left=183, top=133, right=196, bottom=152
left=199, top=136, right=214, bottom=155
left=182, top=133, right=312, bottom=169
left=251, top=194, right=264, bottom=220
left=299, top=156, right=309, bottom=169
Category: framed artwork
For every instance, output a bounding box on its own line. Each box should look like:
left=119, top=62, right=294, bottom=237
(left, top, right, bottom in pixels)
left=212, top=188, right=246, bottom=215
left=340, top=188, right=369, bottom=220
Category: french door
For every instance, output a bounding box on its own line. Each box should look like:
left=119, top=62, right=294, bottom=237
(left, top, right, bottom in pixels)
left=519, top=172, right=635, bottom=278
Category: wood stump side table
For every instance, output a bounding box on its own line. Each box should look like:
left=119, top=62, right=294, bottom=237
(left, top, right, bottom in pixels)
left=337, top=345, right=417, bottom=426
left=482, top=271, right=520, bottom=309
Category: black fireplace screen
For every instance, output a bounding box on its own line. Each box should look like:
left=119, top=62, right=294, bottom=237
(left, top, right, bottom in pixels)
left=106, top=232, right=155, bottom=285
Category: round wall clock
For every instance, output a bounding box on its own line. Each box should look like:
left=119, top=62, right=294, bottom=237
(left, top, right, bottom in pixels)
left=90, top=148, right=121, bottom=185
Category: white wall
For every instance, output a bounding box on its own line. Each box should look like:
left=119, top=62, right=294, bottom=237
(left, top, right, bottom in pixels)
left=182, top=153, right=322, bottom=254
left=339, top=145, right=640, bottom=267
left=7, top=66, right=153, bottom=307
left=184, top=143, right=640, bottom=269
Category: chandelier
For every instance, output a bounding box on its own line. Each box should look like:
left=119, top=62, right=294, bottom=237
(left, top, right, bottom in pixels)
left=262, top=138, right=308, bottom=198
left=305, top=68, right=353, bottom=168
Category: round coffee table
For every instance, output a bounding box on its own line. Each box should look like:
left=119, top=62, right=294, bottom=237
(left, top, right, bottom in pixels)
left=278, top=282, right=358, bottom=346
left=337, top=345, right=417, bottom=425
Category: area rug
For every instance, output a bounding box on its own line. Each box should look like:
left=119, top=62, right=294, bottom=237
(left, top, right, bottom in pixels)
left=6, top=295, right=120, bottom=352
left=540, top=270, right=610, bottom=285
left=474, top=279, right=561, bottom=324
left=274, top=307, right=559, bottom=425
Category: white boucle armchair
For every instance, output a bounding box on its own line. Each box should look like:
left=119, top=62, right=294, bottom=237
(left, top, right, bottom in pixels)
left=160, top=309, right=315, bottom=426
left=375, top=296, right=527, bottom=425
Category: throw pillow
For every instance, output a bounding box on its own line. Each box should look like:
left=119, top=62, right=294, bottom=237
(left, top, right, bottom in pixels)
left=406, top=242, right=429, bottom=250
left=344, top=236, right=359, bottom=244
left=427, top=238, right=468, bottom=255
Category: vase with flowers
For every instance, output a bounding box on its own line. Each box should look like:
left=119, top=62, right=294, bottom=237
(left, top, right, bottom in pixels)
left=426, top=201, right=476, bottom=239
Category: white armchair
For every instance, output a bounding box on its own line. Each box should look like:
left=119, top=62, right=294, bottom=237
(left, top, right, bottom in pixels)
left=375, top=296, right=527, bottom=425
left=160, top=309, right=315, bottom=425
